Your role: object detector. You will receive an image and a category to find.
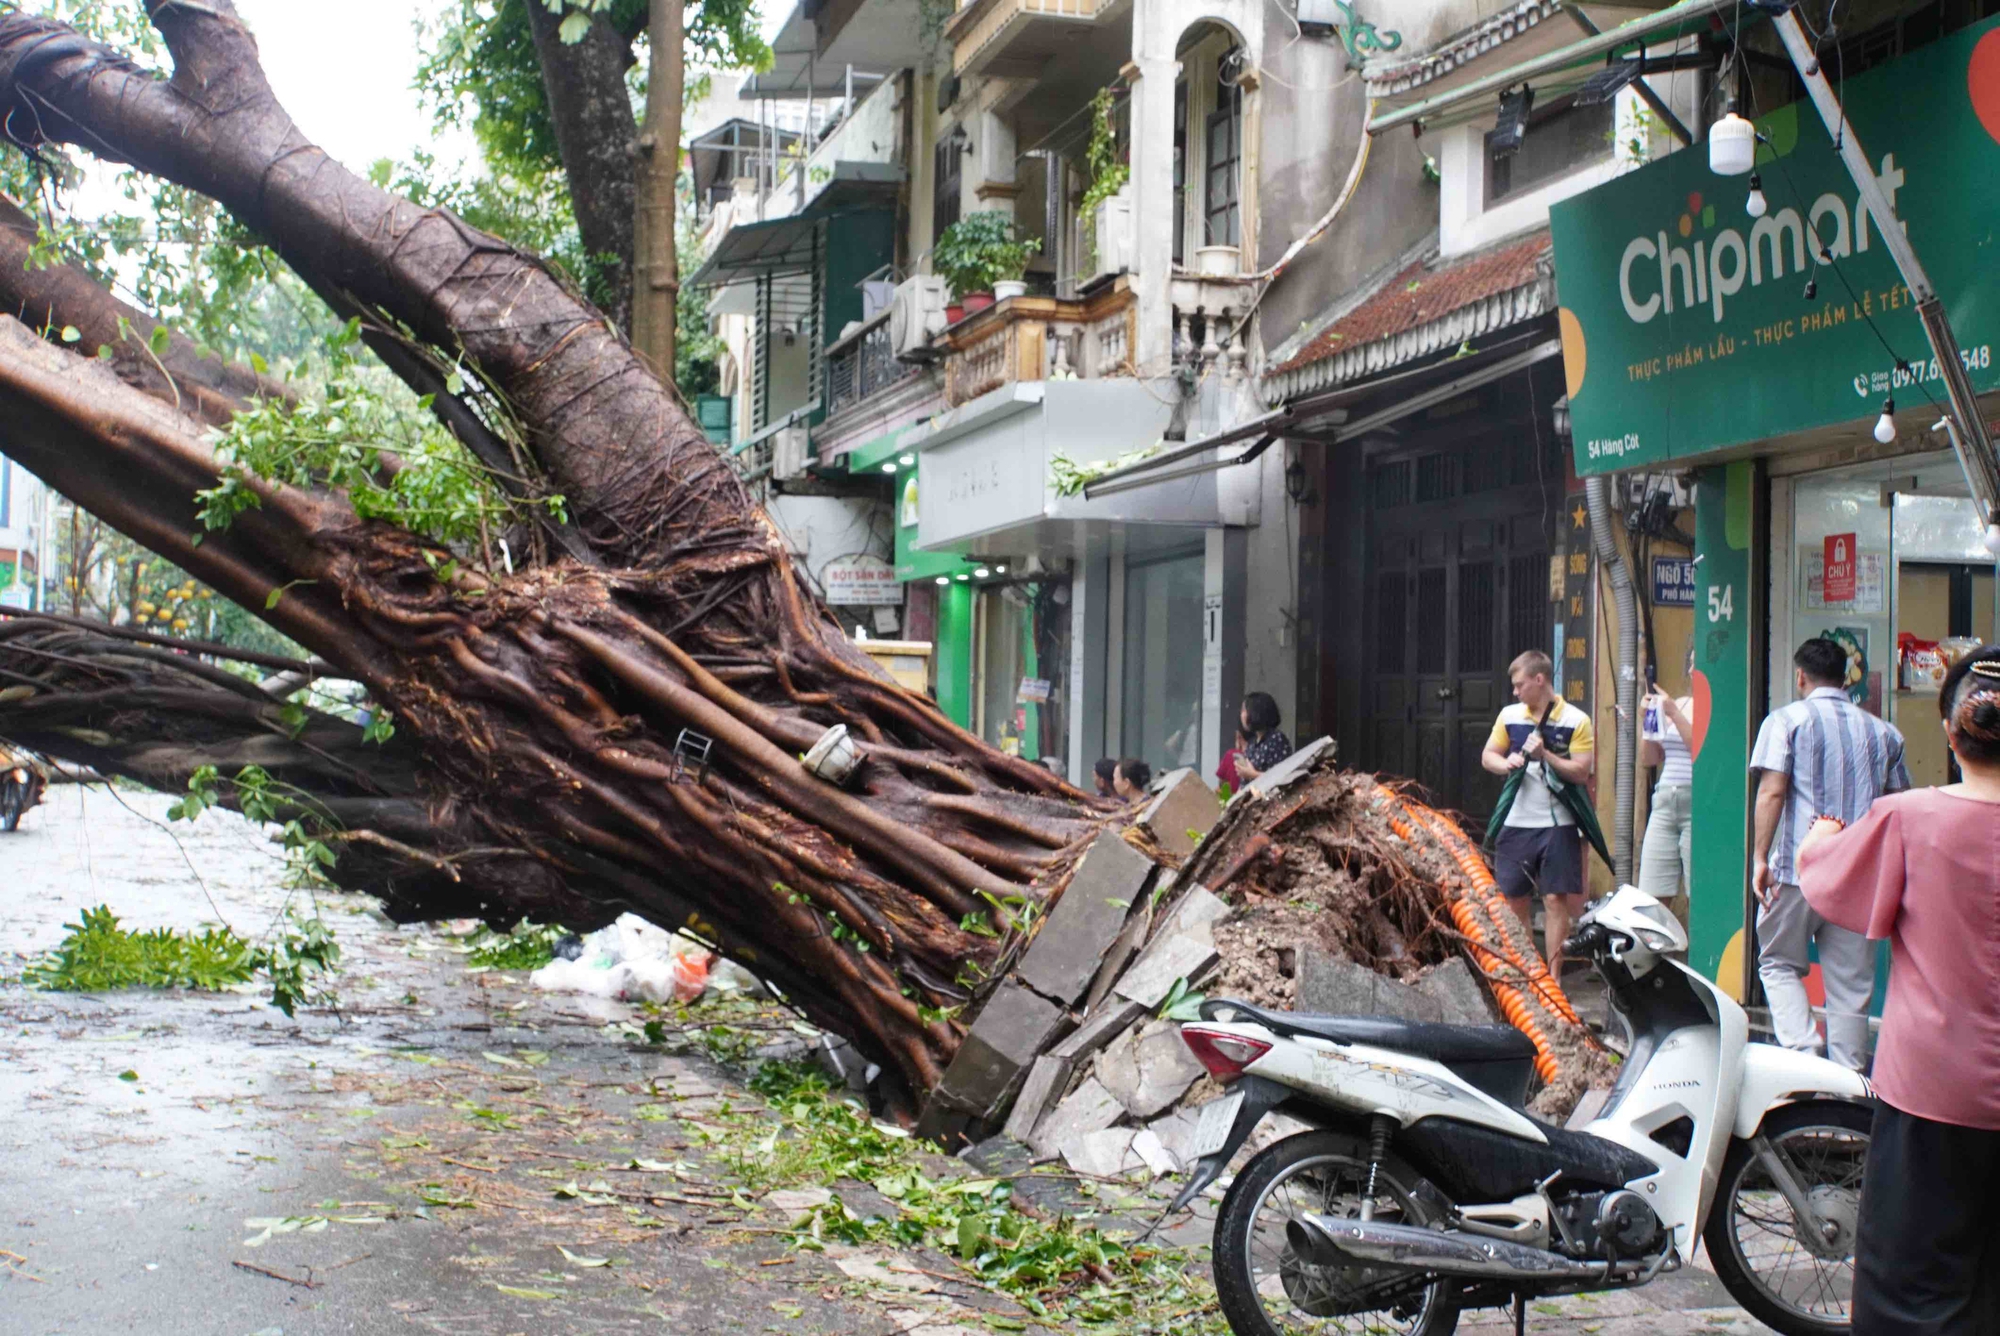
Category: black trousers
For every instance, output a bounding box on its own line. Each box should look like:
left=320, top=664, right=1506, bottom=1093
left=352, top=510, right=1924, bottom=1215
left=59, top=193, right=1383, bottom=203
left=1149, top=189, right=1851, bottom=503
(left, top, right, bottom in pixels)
left=1855, top=1102, right=2000, bottom=1335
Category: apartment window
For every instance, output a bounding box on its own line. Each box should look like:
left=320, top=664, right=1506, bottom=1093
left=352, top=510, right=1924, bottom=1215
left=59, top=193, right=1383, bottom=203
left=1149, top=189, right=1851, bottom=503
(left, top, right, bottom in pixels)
left=933, top=134, right=962, bottom=244
left=1203, top=64, right=1242, bottom=247
left=1171, top=78, right=1188, bottom=265
left=1484, top=96, right=1611, bottom=205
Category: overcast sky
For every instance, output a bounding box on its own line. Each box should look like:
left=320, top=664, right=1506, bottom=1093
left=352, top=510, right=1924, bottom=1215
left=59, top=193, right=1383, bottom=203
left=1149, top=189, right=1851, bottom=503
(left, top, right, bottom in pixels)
left=73, top=0, right=791, bottom=215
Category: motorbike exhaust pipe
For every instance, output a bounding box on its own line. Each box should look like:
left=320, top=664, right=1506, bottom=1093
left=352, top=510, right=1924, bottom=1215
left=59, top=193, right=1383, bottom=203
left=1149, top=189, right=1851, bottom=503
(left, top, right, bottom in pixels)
left=1287, top=1215, right=1606, bottom=1282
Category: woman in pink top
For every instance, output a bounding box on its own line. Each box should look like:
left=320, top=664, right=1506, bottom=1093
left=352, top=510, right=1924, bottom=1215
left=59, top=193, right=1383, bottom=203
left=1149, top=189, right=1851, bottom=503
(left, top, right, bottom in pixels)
left=1797, top=646, right=2000, bottom=1335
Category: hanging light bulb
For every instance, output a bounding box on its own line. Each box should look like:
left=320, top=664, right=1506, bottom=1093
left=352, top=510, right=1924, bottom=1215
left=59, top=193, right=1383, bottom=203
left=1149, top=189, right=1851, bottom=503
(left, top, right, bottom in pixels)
left=1803, top=275, right=1817, bottom=300
left=1873, top=399, right=1897, bottom=445
left=1709, top=111, right=1757, bottom=176
left=1745, top=172, right=1768, bottom=218
left=1984, top=522, right=2000, bottom=557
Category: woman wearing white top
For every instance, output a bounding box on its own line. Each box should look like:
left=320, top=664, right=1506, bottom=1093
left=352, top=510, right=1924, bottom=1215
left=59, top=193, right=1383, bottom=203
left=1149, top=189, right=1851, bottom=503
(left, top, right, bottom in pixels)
left=1638, top=648, right=1698, bottom=900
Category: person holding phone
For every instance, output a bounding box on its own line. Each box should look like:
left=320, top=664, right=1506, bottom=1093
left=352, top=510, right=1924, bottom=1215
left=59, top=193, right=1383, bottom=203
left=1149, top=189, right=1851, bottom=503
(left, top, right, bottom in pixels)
left=1639, top=647, right=1698, bottom=903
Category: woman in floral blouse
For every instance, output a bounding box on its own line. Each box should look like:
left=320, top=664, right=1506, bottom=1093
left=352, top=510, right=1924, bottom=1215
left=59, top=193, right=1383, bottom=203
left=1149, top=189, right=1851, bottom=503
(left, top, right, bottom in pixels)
left=1234, top=692, right=1293, bottom=782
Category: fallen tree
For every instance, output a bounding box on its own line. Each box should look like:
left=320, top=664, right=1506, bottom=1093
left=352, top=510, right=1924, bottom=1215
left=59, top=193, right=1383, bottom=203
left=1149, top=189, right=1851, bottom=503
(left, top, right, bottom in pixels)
left=0, top=1, right=1101, bottom=1096
left=0, top=3, right=1610, bottom=1117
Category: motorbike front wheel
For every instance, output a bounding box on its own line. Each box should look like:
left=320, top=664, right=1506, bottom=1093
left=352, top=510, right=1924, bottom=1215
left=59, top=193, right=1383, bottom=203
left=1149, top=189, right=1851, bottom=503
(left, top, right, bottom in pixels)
left=1704, top=1098, right=1872, bottom=1335
left=1212, top=1129, right=1459, bottom=1336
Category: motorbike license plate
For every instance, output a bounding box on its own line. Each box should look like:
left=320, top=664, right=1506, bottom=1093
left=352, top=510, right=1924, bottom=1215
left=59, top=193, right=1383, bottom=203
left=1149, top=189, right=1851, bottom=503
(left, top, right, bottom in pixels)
left=1188, top=1091, right=1245, bottom=1159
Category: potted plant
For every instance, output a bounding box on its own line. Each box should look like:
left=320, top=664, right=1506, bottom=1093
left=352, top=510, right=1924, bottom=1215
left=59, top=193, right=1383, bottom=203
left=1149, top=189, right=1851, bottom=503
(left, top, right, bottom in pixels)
left=935, top=211, right=1041, bottom=314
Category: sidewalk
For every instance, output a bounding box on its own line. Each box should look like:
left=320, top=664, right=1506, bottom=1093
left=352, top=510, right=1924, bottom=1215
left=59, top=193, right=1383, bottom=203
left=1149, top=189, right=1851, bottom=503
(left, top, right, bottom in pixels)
left=0, top=785, right=1780, bottom=1334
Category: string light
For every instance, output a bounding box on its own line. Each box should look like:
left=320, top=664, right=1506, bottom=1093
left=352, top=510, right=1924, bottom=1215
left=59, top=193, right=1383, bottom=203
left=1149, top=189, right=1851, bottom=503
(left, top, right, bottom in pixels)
left=1745, top=172, right=1768, bottom=218
left=1709, top=111, right=1757, bottom=176
left=1873, top=399, right=1897, bottom=445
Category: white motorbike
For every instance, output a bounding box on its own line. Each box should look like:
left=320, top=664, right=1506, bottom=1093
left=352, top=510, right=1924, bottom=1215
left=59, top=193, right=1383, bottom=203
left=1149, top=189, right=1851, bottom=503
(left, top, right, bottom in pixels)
left=1169, top=886, right=1874, bottom=1335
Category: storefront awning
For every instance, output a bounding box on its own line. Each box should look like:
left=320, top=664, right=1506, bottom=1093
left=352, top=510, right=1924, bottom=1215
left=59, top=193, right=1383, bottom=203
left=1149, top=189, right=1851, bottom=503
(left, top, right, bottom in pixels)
left=687, top=165, right=904, bottom=290
left=686, top=214, right=821, bottom=290
left=1368, top=0, right=1738, bottom=136
left=1083, top=333, right=1563, bottom=499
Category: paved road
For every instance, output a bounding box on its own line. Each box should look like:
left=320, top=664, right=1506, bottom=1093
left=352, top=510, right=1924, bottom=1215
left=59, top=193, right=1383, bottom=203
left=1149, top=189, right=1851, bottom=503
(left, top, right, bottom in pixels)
left=0, top=784, right=1791, bottom=1335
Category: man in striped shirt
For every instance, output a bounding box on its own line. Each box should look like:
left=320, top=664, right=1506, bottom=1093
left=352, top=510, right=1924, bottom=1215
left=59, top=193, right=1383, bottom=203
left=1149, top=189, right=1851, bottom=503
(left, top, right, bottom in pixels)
left=1751, top=637, right=1910, bottom=1071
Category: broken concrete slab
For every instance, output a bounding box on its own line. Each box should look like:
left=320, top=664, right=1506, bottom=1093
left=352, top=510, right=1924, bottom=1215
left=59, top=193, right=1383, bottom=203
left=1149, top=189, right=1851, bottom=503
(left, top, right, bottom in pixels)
left=1061, top=1126, right=1138, bottom=1178
left=1415, top=957, right=1494, bottom=1026
left=1000, top=1053, right=1072, bottom=1144
left=929, top=979, right=1067, bottom=1118
left=1243, top=735, right=1336, bottom=798
left=1028, top=1076, right=1124, bottom=1160
left=1016, top=830, right=1154, bottom=1005
left=1113, top=933, right=1220, bottom=1009
left=1129, top=1127, right=1179, bottom=1177
left=1096, top=1019, right=1206, bottom=1119
left=1135, top=768, right=1222, bottom=861
left=1048, top=998, right=1146, bottom=1062
left=1145, top=1107, right=1203, bottom=1172
left=1297, top=949, right=1440, bottom=1021
left=1080, top=897, right=1153, bottom=1015
left=1152, top=883, right=1231, bottom=947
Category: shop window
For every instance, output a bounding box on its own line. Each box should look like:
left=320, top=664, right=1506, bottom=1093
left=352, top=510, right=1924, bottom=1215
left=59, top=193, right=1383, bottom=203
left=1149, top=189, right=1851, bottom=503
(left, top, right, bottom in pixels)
left=970, top=580, right=1069, bottom=764
left=1121, top=549, right=1205, bottom=773
left=1485, top=96, right=1612, bottom=206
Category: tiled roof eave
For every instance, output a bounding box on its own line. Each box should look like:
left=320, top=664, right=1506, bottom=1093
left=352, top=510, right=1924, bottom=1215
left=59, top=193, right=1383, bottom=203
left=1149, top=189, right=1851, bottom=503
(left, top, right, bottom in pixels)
left=1260, top=277, right=1552, bottom=402
left=1364, top=0, right=1566, bottom=99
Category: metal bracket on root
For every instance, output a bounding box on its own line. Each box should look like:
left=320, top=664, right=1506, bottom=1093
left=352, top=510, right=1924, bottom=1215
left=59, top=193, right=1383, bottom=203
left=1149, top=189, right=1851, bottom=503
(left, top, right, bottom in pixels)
left=671, top=729, right=713, bottom=784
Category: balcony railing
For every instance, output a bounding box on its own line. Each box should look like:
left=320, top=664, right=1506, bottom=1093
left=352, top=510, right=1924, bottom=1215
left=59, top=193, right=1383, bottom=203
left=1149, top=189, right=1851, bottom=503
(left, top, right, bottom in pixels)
left=936, top=280, right=1135, bottom=406
left=824, top=309, right=910, bottom=418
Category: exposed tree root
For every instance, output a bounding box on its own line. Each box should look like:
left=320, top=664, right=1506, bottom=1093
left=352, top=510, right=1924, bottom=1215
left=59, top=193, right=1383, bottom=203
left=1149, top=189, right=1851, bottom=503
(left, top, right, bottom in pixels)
left=1182, top=763, right=1616, bottom=1118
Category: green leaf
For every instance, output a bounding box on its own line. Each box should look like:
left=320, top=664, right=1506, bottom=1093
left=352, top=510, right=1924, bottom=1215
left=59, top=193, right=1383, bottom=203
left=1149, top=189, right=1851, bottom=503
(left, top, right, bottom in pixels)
left=556, top=12, right=591, bottom=42
left=494, top=1284, right=560, bottom=1300
left=263, top=578, right=316, bottom=610
left=148, top=324, right=172, bottom=356
left=556, top=1244, right=610, bottom=1268
left=60, top=325, right=81, bottom=343
left=118, top=1069, right=139, bottom=1082
left=249, top=352, right=269, bottom=375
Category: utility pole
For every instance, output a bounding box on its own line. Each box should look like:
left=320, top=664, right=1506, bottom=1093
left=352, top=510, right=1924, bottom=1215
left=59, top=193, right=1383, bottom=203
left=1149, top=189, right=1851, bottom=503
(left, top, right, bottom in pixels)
left=1772, top=8, right=2000, bottom=546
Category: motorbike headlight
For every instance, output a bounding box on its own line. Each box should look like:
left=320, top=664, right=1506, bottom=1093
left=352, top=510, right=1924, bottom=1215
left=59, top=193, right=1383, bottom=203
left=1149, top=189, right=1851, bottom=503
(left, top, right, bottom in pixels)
left=1633, top=926, right=1678, bottom=952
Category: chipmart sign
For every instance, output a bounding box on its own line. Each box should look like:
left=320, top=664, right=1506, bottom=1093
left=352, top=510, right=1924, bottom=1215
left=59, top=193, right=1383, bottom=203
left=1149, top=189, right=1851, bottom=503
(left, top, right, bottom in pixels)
left=1550, top=17, right=2000, bottom=474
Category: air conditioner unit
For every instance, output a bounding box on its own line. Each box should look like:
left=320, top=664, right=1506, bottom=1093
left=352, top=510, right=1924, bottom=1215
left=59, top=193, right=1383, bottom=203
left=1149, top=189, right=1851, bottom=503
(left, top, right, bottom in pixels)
left=773, top=424, right=810, bottom=482
left=1079, top=186, right=1134, bottom=288
left=889, top=274, right=949, bottom=357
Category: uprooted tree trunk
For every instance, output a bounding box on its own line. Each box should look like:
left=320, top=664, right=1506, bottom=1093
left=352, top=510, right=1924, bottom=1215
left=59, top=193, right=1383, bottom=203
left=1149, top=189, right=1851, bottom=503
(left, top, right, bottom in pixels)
left=0, top=2, right=1107, bottom=1098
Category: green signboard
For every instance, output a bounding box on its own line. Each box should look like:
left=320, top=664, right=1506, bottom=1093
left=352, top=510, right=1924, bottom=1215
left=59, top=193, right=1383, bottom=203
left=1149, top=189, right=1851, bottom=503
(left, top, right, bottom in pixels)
left=1551, top=17, right=2000, bottom=474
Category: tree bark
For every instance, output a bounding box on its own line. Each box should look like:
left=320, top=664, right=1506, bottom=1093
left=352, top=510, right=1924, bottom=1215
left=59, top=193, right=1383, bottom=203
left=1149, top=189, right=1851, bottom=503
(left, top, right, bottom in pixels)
left=520, top=1, right=640, bottom=336
left=630, top=0, right=683, bottom=381
left=0, top=2, right=1108, bottom=1095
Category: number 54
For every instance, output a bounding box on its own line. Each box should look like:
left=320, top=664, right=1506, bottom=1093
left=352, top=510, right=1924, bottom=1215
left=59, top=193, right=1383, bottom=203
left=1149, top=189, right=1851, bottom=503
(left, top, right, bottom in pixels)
left=1707, top=584, right=1734, bottom=622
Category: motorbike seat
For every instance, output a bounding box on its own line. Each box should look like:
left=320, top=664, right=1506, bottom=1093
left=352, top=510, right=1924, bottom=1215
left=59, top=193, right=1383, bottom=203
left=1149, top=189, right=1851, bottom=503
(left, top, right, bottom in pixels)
left=1202, top=999, right=1538, bottom=1107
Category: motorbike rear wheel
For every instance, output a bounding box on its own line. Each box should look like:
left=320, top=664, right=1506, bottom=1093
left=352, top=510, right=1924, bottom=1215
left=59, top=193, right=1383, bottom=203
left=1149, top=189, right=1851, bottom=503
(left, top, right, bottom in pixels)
left=1704, top=1098, right=1872, bottom=1335
left=1212, top=1128, right=1459, bottom=1336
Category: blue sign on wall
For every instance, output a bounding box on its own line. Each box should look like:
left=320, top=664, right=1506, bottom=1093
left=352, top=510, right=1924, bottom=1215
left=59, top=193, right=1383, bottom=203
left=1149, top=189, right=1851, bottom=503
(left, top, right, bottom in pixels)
left=1652, top=555, right=1697, bottom=607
